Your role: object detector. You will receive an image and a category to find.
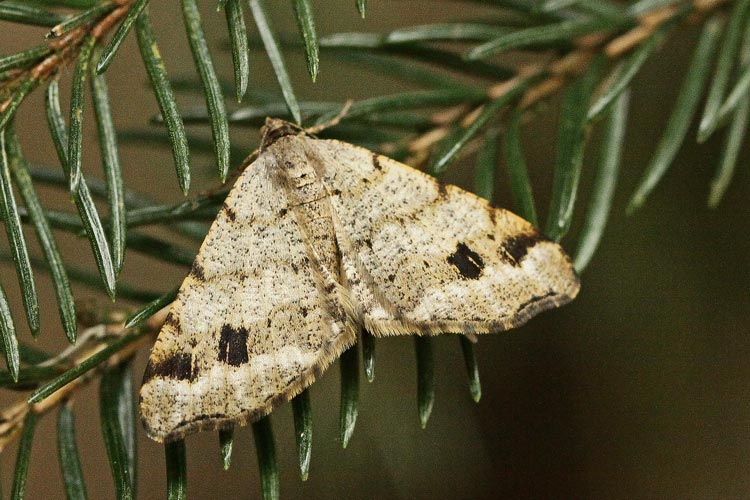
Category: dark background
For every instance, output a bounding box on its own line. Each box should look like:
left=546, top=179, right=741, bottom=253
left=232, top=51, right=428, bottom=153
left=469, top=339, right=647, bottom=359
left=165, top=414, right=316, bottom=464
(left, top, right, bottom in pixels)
left=2, top=2, right=750, bottom=498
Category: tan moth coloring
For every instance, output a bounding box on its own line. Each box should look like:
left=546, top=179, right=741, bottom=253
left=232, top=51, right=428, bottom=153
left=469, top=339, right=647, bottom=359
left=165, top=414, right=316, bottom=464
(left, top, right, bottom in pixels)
left=140, top=118, right=580, bottom=442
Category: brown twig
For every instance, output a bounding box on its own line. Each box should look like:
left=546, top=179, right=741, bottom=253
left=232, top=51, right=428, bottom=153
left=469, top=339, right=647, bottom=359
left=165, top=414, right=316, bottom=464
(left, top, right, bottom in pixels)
left=403, top=0, right=732, bottom=166
left=0, top=306, right=166, bottom=453
left=0, top=1, right=134, bottom=114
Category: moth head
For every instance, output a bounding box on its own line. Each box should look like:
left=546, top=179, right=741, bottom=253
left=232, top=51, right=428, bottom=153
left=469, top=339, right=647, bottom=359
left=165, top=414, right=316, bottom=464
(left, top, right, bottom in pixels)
left=260, top=118, right=305, bottom=149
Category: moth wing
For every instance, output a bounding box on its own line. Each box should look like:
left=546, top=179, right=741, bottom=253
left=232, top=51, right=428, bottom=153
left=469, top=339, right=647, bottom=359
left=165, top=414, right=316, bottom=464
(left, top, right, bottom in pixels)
left=312, top=138, right=580, bottom=336
left=140, top=154, right=355, bottom=442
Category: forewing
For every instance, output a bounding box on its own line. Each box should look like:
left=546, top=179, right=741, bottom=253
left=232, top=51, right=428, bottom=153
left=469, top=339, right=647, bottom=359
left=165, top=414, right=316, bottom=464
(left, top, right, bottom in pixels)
left=312, top=138, right=580, bottom=336
left=140, top=153, right=355, bottom=442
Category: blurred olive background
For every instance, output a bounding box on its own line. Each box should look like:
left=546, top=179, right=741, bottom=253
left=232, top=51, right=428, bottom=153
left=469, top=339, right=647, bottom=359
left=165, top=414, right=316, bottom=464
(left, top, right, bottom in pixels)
left=2, top=2, right=750, bottom=499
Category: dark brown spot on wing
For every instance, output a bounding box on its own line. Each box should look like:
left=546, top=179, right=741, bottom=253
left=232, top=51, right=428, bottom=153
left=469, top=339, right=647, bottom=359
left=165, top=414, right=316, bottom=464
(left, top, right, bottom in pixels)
left=502, top=231, right=544, bottom=265
left=372, top=153, right=383, bottom=171
left=437, top=181, right=448, bottom=200
left=223, top=203, right=236, bottom=222
left=143, top=352, right=195, bottom=382
left=488, top=208, right=497, bottom=225
left=447, top=242, right=484, bottom=280
left=191, top=262, right=206, bottom=281
left=218, top=324, right=249, bottom=366
left=164, top=312, right=180, bottom=330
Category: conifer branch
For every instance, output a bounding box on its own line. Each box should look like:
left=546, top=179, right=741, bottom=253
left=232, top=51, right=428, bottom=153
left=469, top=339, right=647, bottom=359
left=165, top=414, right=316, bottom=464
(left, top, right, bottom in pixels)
left=0, top=0, right=746, bottom=497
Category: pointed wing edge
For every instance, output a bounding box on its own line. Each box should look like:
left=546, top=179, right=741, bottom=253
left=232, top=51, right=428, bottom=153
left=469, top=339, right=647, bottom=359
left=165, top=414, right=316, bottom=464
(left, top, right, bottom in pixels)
left=364, top=286, right=578, bottom=338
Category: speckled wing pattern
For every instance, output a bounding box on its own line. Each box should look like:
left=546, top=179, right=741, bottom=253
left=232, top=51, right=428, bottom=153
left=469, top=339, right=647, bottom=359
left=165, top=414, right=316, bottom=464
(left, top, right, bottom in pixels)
left=312, top=139, right=580, bottom=336
left=140, top=119, right=579, bottom=442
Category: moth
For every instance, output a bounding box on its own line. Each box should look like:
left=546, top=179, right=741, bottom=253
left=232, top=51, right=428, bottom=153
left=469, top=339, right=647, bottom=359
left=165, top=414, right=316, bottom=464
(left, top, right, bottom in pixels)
left=140, top=118, right=580, bottom=442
